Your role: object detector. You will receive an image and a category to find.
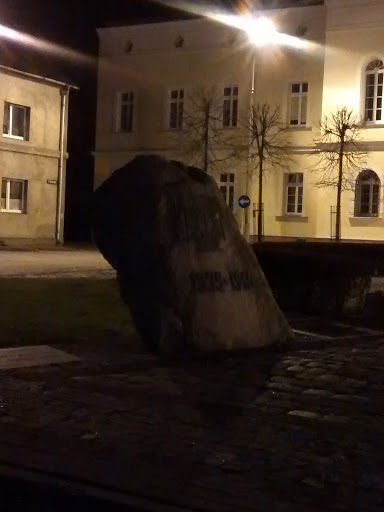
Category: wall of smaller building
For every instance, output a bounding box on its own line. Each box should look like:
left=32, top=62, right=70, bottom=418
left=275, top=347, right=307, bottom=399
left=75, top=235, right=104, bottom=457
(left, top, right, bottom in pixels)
left=0, top=152, right=59, bottom=238
left=0, top=71, right=65, bottom=241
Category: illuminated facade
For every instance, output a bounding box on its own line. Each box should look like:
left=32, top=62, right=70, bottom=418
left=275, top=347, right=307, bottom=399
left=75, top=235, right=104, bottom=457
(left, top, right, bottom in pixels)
left=0, top=65, right=75, bottom=244
left=95, top=0, right=384, bottom=241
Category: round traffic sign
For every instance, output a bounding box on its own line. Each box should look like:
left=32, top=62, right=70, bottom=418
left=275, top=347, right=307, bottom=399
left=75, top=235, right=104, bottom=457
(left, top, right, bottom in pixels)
left=238, top=195, right=251, bottom=208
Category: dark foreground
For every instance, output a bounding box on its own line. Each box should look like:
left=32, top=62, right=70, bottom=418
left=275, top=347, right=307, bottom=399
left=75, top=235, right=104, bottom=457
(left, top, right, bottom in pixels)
left=0, top=317, right=384, bottom=511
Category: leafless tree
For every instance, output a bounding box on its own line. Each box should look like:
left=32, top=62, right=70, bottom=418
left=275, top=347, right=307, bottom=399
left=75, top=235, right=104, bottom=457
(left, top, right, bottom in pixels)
left=234, top=103, right=291, bottom=242
left=174, top=86, right=234, bottom=173
left=311, top=107, right=368, bottom=241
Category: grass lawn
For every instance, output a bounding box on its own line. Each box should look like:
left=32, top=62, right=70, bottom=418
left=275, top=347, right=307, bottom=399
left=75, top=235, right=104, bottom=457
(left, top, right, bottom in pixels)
left=0, top=278, right=141, bottom=348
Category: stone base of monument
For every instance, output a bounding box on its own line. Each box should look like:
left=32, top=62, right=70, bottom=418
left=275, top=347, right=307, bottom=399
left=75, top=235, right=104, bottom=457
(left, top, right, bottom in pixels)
left=93, top=155, right=293, bottom=355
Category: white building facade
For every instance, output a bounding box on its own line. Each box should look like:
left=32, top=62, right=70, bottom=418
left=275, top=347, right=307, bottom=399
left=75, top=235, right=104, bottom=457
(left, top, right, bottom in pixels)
left=94, top=0, right=384, bottom=242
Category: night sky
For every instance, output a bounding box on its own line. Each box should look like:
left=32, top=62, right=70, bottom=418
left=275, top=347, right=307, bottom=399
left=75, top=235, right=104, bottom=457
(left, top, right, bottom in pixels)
left=0, top=0, right=312, bottom=241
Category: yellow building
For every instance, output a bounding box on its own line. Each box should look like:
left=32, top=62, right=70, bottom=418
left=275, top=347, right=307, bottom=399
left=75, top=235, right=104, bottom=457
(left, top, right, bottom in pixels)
left=0, top=64, right=76, bottom=245
left=94, top=0, right=384, bottom=242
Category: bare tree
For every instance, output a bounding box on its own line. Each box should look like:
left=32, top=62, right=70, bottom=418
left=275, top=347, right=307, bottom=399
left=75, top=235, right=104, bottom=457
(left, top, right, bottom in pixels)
left=235, top=103, right=291, bottom=242
left=174, top=86, right=234, bottom=173
left=312, top=107, right=368, bottom=241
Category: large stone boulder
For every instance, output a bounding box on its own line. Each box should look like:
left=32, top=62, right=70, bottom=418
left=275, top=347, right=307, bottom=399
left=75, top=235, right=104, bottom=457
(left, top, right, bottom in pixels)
left=93, top=155, right=292, bottom=354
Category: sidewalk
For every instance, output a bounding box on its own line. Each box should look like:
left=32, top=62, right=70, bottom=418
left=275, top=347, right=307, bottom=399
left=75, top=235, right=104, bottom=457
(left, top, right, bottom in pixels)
left=0, top=329, right=384, bottom=511
left=0, top=247, right=113, bottom=278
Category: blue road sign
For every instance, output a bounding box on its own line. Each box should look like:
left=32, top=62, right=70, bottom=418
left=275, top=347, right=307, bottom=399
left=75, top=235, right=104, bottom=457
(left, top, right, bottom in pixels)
left=238, top=195, right=251, bottom=208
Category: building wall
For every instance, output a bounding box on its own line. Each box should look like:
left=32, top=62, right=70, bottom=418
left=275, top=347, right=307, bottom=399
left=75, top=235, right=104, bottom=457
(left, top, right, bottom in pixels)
left=0, top=70, right=67, bottom=241
left=95, top=1, right=384, bottom=242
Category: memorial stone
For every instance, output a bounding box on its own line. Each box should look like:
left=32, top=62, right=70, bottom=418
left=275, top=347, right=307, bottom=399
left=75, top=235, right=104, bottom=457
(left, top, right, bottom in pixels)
left=93, top=155, right=292, bottom=354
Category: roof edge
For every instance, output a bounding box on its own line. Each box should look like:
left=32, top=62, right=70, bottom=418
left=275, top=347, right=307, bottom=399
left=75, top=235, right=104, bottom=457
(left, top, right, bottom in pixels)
left=0, top=63, right=79, bottom=90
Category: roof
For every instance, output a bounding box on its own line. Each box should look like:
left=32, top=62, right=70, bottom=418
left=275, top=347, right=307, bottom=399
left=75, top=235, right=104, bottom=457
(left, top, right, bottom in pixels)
left=0, top=63, right=79, bottom=90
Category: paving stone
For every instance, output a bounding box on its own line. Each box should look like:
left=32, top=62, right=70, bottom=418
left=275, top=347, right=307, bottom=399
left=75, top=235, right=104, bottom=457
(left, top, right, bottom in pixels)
left=306, top=362, right=323, bottom=369
left=344, top=378, right=367, bottom=388
left=265, top=382, right=302, bottom=393
left=316, top=374, right=342, bottom=384
left=360, top=472, right=384, bottom=491
left=287, top=410, right=321, bottom=420
left=1, top=416, right=16, bottom=424
left=324, top=364, right=342, bottom=371
left=371, top=384, right=384, bottom=391
left=304, top=368, right=325, bottom=376
left=286, top=366, right=306, bottom=372
left=301, top=477, right=325, bottom=489
left=321, top=414, right=351, bottom=424
left=270, top=376, right=290, bottom=383
left=303, top=388, right=331, bottom=397
left=331, top=394, right=370, bottom=403
left=253, top=395, right=271, bottom=405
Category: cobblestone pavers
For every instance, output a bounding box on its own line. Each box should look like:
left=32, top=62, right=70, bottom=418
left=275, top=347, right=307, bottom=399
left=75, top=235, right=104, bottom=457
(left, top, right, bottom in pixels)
left=0, top=336, right=383, bottom=510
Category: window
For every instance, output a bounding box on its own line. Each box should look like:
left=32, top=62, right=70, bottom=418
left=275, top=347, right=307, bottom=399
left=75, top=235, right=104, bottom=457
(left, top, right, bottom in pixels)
left=223, top=86, right=238, bottom=127
left=3, top=102, right=30, bottom=140
left=365, top=60, right=384, bottom=122
left=219, top=173, right=235, bottom=210
left=285, top=173, right=303, bottom=214
left=289, top=82, right=308, bottom=126
left=1, top=178, right=27, bottom=213
left=116, top=92, right=134, bottom=132
left=355, top=169, right=380, bottom=217
left=174, top=36, right=184, bottom=48
left=169, top=89, right=184, bottom=130
left=125, top=41, right=133, bottom=53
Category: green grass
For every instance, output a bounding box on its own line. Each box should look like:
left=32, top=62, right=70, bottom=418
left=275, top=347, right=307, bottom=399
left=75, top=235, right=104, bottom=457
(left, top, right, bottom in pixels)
left=0, top=278, right=141, bottom=348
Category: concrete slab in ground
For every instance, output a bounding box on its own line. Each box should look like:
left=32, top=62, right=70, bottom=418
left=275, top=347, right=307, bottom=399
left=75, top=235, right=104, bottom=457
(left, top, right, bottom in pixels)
left=0, top=345, right=79, bottom=369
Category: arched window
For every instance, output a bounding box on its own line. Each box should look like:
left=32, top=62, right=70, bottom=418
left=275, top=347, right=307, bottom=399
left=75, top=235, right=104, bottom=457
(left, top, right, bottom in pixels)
left=365, top=59, right=384, bottom=122
left=355, top=170, right=380, bottom=217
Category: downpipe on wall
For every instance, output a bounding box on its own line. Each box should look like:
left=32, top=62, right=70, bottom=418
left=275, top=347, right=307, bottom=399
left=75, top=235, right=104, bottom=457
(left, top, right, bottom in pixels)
left=56, top=86, right=69, bottom=245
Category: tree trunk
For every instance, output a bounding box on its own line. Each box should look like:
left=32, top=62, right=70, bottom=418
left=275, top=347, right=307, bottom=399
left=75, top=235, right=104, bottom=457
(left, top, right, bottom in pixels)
left=335, top=139, right=344, bottom=242
left=203, top=108, right=209, bottom=173
left=257, top=159, right=263, bottom=243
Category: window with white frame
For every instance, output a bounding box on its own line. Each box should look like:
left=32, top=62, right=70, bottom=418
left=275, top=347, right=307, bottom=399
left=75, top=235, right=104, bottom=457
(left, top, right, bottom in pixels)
left=289, top=82, right=308, bottom=126
left=1, top=178, right=27, bottom=213
left=364, top=60, right=384, bottom=123
left=219, top=173, right=235, bottom=210
left=355, top=169, right=380, bottom=217
left=223, top=86, right=238, bottom=127
left=116, top=91, right=134, bottom=132
left=3, top=102, right=30, bottom=140
left=169, top=88, right=184, bottom=130
left=285, top=173, right=303, bottom=214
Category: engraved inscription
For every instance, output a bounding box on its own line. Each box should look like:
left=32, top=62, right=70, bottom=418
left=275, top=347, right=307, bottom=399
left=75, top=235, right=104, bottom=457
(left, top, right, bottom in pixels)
left=190, top=271, right=257, bottom=293
left=190, top=272, right=227, bottom=293
left=229, top=271, right=255, bottom=291
left=165, top=189, right=225, bottom=251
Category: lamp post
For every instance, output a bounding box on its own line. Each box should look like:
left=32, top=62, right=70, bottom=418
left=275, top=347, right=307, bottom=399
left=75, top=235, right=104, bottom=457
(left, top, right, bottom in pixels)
left=243, top=17, right=278, bottom=242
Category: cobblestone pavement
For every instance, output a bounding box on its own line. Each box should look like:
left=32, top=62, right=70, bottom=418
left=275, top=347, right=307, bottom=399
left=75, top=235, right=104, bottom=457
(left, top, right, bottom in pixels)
left=0, top=326, right=384, bottom=511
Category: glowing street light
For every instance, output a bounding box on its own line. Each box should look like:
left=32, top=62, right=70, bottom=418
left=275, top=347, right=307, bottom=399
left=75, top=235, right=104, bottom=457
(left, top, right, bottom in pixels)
left=246, top=16, right=278, bottom=47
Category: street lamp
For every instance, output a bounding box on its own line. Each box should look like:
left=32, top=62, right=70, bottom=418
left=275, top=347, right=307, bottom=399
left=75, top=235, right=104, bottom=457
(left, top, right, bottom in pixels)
left=242, top=17, right=278, bottom=242
left=246, top=16, right=278, bottom=47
